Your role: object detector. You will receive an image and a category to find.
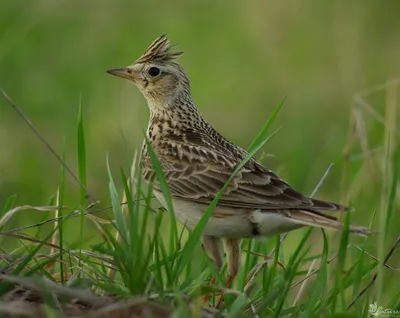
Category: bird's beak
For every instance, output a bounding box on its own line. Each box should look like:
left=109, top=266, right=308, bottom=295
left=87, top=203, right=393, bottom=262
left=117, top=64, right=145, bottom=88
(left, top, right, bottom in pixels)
left=106, top=68, right=133, bottom=80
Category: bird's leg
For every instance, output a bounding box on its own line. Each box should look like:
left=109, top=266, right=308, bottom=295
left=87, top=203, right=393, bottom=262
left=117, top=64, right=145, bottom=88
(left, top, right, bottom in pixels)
left=201, top=235, right=223, bottom=303
left=216, top=238, right=241, bottom=309
left=201, top=276, right=217, bottom=303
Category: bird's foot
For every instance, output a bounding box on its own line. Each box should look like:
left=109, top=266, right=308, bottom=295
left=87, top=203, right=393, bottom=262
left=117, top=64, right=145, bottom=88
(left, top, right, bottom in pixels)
left=202, top=276, right=216, bottom=303
left=215, top=274, right=235, bottom=309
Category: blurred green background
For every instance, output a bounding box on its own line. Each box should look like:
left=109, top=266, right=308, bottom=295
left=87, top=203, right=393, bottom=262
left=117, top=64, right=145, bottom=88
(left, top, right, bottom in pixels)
left=0, top=0, right=399, bottom=270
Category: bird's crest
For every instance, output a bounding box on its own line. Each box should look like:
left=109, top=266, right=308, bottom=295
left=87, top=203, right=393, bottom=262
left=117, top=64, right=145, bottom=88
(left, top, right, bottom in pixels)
left=135, top=35, right=183, bottom=64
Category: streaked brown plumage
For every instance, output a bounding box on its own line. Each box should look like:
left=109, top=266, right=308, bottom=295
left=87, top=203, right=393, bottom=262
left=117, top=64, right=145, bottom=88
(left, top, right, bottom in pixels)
left=107, top=35, right=374, bottom=306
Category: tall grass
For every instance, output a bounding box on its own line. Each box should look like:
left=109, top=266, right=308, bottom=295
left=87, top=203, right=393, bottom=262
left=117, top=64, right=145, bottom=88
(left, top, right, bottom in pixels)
left=0, top=90, right=398, bottom=317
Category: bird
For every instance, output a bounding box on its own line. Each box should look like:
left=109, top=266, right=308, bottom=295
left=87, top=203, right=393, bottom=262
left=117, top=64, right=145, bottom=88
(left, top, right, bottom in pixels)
left=107, top=35, right=374, bottom=306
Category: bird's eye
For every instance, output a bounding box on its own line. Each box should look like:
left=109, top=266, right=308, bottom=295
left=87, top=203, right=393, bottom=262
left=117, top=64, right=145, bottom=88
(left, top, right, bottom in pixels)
left=148, top=67, right=161, bottom=77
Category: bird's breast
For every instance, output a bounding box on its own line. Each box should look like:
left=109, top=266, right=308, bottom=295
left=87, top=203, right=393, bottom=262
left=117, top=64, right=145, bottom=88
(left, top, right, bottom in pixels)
left=153, top=190, right=255, bottom=238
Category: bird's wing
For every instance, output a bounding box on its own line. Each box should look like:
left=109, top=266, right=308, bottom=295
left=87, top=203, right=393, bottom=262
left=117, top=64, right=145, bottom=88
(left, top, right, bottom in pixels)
left=142, top=131, right=346, bottom=212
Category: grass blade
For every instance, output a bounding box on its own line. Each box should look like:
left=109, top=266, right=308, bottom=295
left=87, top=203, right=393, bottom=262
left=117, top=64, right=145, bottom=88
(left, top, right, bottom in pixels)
left=57, top=138, right=67, bottom=283
left=106, top=155, right=127, bottom=244
left=247, top=96, right=286, bottom=153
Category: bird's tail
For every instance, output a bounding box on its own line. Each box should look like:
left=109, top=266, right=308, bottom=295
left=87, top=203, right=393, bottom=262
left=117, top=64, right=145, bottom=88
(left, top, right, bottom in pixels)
left=285, top=210, right=376, bottom=236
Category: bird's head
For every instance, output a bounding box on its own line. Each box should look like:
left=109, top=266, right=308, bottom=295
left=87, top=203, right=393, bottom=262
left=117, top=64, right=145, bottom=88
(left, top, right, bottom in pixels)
left=107, top=35, right=190, bottom=110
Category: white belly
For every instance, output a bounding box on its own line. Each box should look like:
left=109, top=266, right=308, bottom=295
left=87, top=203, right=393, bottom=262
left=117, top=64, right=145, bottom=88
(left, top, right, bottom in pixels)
left=154, top=191, right=304, bottom=238
left=250, top=209, right=304, bottom=236
left=154, top=190, right=252, bottom=237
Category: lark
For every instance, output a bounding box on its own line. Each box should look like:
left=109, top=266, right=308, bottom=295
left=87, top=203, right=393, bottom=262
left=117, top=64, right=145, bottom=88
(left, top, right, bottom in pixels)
left=107, top=35, right=373, bottom=305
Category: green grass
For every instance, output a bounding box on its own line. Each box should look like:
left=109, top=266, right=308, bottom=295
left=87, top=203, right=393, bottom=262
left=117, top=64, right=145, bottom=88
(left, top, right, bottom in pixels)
left=0, top=94, right=398, bottom=317
left=0, top=2, right=399, bottom=316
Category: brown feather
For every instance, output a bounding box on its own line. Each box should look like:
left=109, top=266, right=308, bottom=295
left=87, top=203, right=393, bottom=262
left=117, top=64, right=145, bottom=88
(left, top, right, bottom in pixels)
left=135, top=34, right=183, bottom=64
